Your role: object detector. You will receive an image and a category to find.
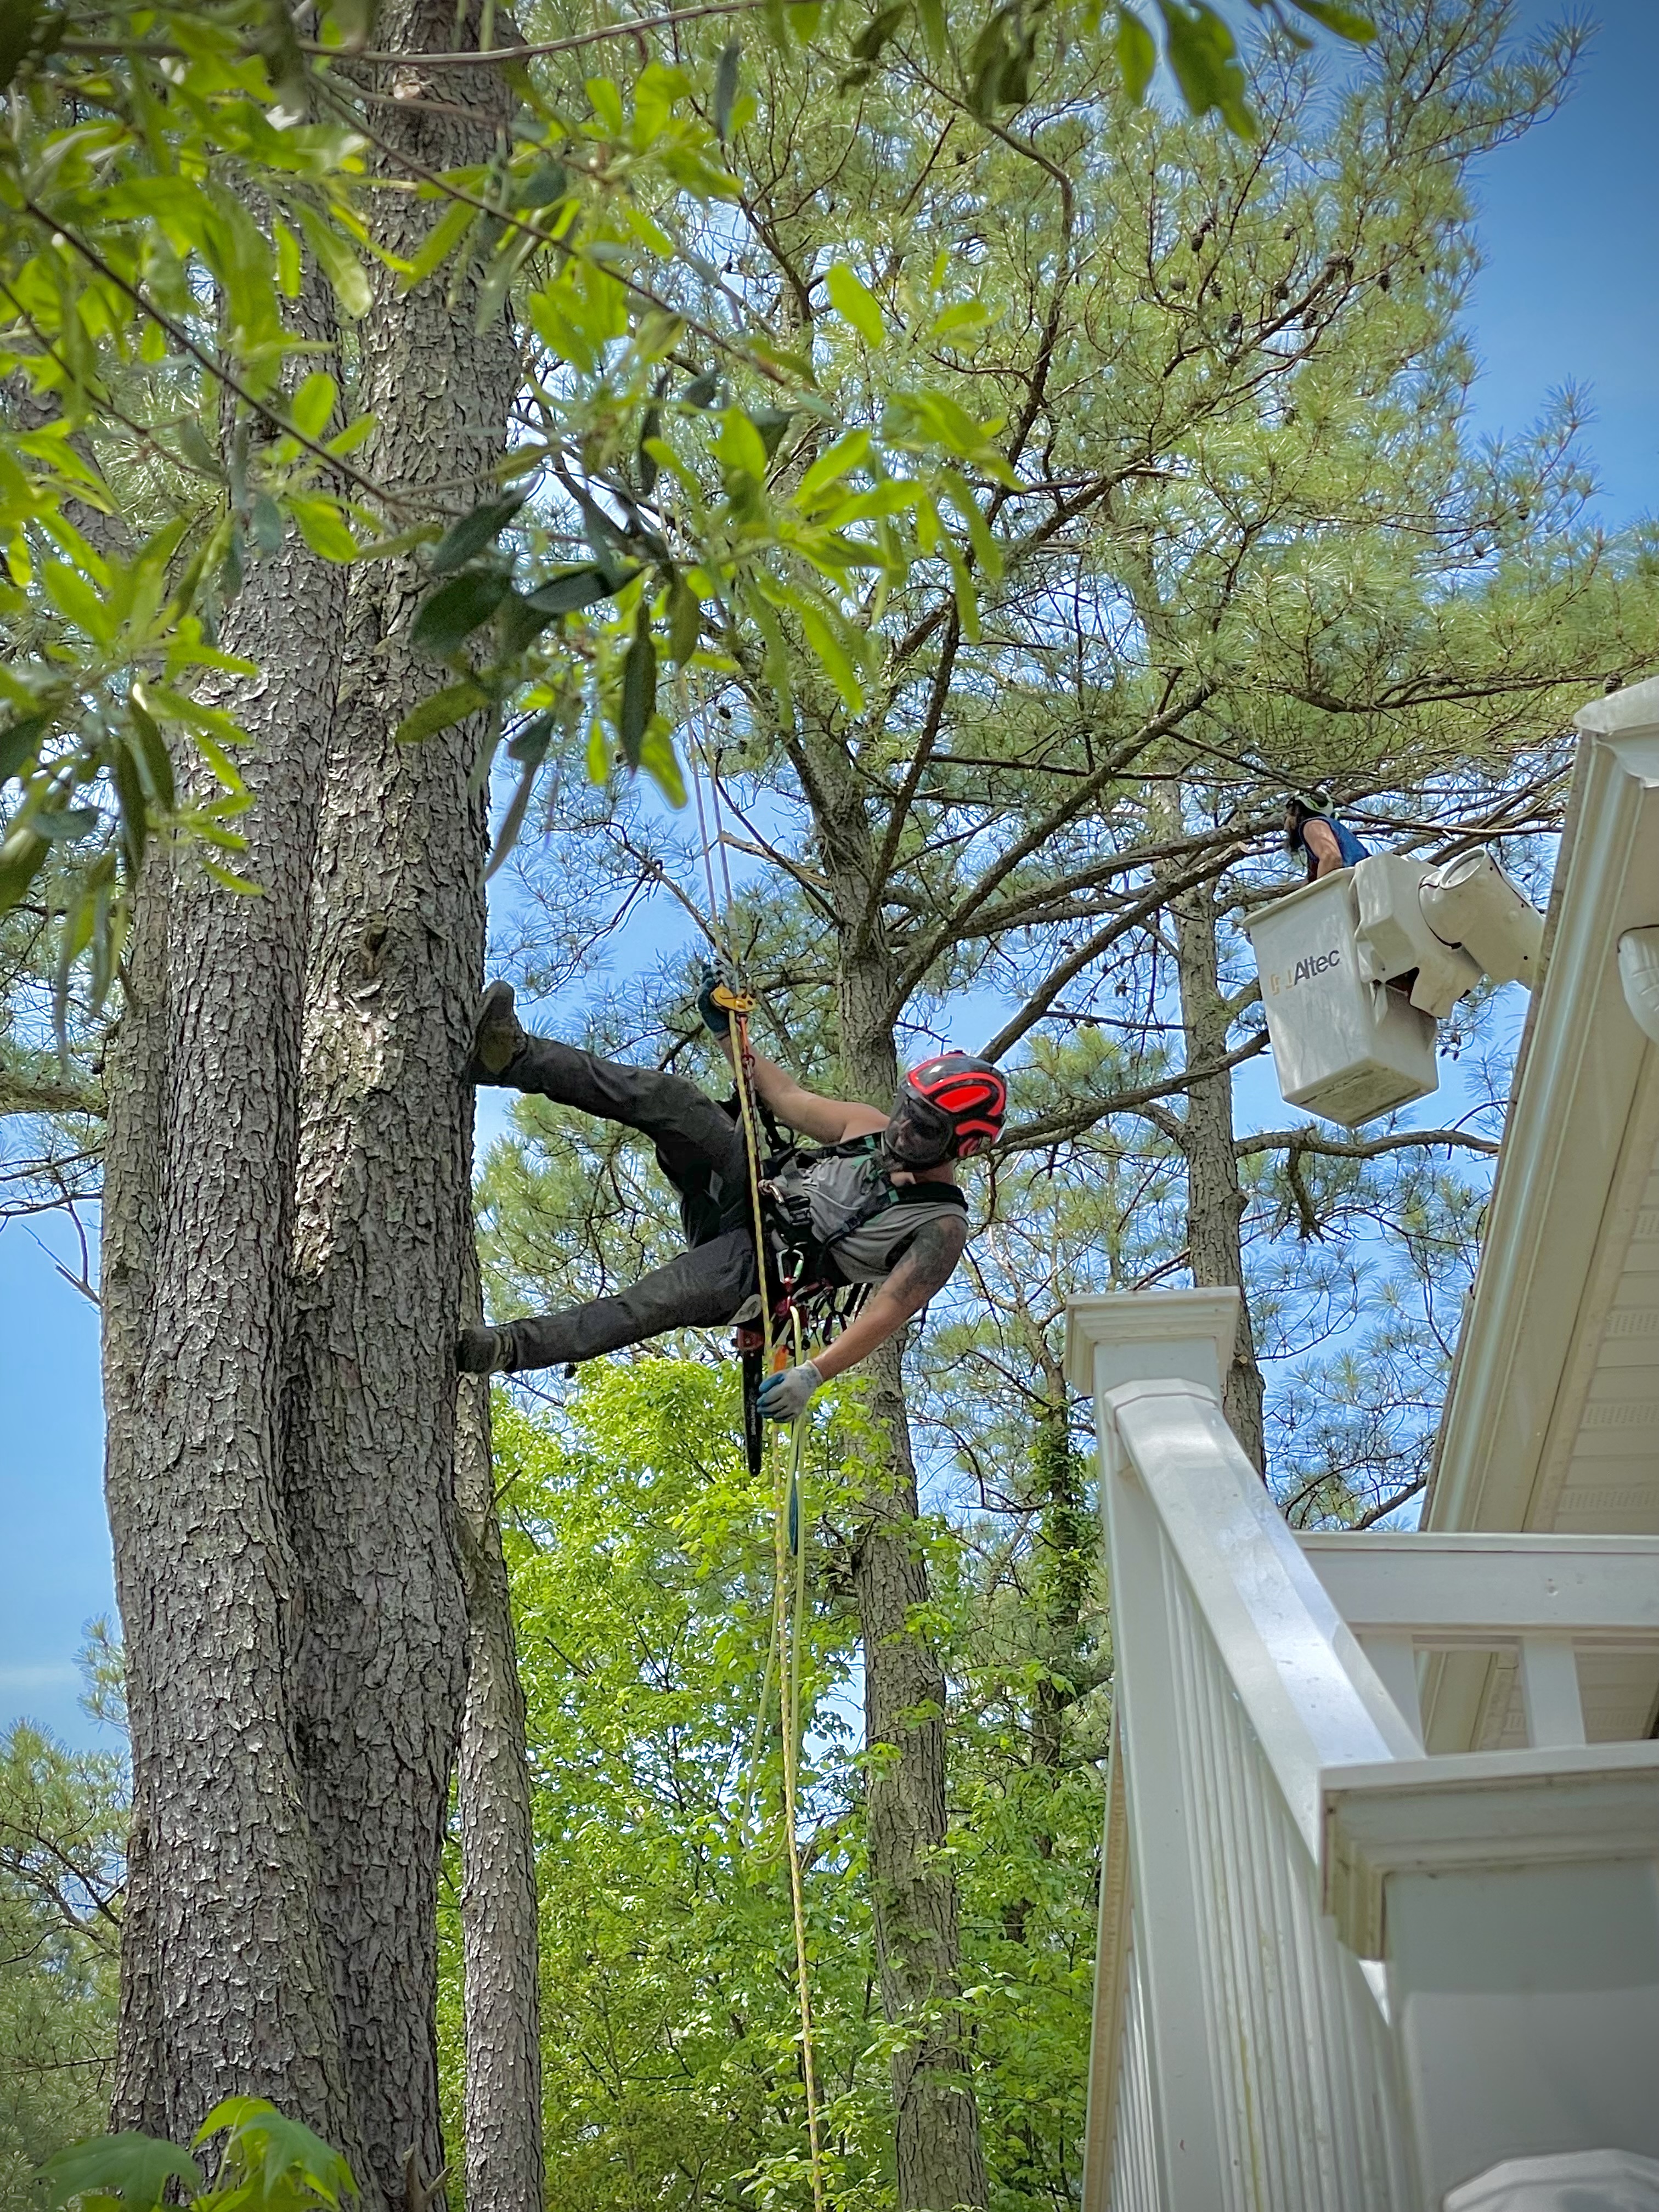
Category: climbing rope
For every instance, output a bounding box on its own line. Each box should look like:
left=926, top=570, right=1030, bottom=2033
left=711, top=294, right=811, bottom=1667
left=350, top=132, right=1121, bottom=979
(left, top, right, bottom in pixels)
left=684, top=702, right=827, bottom=2212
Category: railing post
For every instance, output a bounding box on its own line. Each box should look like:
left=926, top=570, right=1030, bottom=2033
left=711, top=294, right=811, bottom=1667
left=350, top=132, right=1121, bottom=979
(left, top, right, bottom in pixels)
left=1067, top=1289, right=1244, bottom=2212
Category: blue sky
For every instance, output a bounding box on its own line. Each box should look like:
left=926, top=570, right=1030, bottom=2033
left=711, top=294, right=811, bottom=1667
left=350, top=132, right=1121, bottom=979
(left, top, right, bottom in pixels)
left=5, top=0, right=1658, bottom=1748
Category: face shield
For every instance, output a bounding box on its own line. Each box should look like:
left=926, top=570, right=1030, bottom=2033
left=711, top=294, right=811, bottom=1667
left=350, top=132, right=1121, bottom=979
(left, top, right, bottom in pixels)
left=882, top=1087, right=956, bottom=1170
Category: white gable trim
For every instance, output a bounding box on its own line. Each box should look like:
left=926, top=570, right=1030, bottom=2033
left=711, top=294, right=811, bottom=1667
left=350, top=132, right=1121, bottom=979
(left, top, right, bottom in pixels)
left=1427, top=686, right=1659, bottom=1536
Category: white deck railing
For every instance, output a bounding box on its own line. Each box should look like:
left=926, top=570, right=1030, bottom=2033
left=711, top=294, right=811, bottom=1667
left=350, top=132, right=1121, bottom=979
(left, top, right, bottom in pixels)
left=1068, top=1290, right=1659, bottom=2212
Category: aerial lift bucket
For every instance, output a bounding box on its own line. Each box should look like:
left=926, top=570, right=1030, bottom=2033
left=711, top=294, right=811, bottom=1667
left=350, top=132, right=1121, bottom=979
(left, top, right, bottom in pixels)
left=1243, top=869, right=1438, bottom=1129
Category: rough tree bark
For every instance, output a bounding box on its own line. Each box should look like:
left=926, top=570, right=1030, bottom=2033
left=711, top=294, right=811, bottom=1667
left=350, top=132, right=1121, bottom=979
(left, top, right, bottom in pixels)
left=102, top=361, right=356, bottom=2143
left=812, top=763, right=989, bottom=2212
left=281, top=8, right=526, bottom=2196
left=454, top=1376, right=544, bottom=2212
left=1171, top=882, right=1266, bottom=1469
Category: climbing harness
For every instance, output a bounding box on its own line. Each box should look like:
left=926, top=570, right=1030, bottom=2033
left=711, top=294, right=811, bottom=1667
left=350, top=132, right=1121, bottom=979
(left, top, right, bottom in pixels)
left=685, top=713, right=828, bottom=2212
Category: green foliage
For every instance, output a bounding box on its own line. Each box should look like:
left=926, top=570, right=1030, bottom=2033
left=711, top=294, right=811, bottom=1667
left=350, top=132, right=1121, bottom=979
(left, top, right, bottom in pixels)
left=42, top=2100, right=355, bottom=2212
left=0, top=1722, right=122, bottom=2212
left=0, top=0, right=1373, bottom=1020
left=437, top=1368, right=1105, bottom=2209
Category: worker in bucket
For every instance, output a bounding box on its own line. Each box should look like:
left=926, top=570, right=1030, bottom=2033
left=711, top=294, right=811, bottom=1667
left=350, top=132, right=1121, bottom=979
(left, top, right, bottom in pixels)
left=455, top=977, right=1006, bottom=1421
left=1285, top=792, right=1368, bottom=880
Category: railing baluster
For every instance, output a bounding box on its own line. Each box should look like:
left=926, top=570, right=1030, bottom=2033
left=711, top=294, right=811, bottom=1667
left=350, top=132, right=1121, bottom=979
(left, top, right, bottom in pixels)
left=1359, top=1635, right=1425, bottom=1750
left=1518, top=1637, right=1587, bottom=1748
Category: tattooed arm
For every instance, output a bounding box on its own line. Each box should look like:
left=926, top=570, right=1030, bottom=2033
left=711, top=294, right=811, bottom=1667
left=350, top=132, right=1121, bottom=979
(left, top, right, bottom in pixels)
left=810, top=1216, right=969, bottom=1383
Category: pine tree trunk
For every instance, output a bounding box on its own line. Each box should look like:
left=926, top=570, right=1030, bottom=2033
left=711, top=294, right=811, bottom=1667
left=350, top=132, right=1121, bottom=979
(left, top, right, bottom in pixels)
left=853, top=1350, right=988, bottom=2212
left=280, top=10, right=522, bottom=2195
left=102, top=510, right=354, bottom=2145
left=455, top=1378, right=544, bottom=2212
left=819, top=786, right=988, bottom=2212
left=1171, top=883, right=1266, bottom=1470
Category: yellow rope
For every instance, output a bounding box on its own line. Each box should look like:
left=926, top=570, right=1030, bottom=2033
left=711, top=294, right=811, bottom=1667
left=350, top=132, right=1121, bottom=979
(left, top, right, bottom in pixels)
left=777, top=1307, right=826, bottom=2212
left=683, top=724, right=827, bottom=2209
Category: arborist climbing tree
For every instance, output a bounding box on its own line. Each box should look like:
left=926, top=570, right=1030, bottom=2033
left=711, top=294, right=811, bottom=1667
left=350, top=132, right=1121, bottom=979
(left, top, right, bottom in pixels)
left=456, top=974, right=1007, bottom=1417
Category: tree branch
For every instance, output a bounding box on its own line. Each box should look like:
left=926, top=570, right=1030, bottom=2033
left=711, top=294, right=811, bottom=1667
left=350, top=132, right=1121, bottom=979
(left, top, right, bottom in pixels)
left=1235, top=1125, right=1500, bottom=1161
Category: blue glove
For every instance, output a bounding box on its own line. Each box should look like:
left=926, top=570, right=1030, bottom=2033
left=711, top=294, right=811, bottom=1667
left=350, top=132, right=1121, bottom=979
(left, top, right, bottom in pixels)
left=696, top=962, right=732, bottom=1039
left=758, top=1360, right=823, bottom=1423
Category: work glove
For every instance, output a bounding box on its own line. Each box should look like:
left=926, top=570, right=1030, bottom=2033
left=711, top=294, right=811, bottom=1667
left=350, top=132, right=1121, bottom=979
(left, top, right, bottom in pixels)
left=758, top=1360, right=823, bottom=1424
left=696, top=962, right=732, bottom=1039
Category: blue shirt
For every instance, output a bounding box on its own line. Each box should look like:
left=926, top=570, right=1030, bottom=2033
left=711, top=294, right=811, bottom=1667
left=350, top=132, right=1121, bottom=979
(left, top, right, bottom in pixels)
left=1294, top=812, right=1368, bottom=874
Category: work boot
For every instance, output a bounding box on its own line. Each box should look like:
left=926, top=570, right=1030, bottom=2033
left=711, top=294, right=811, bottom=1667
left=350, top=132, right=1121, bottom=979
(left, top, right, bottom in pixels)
left=464, top=980, right=526, bottom=1084
left=456, top=1323, right=512, bottom=1375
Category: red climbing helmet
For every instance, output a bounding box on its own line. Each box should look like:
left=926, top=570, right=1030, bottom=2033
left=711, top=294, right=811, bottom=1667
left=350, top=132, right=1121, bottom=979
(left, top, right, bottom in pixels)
left=897, top=1052, right=1007, bottom=1161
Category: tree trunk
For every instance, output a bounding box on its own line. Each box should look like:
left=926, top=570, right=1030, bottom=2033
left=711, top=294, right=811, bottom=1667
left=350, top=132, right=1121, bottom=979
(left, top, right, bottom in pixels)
left=817, top=782, right=988, bottom=2212
left=280, top=9, right=522, bottom=2196
left=1171, top=883, right=1266, bottom=1470
left=102, top=484, right=354, bottom=2145
left=454, top=1378, right=544, bottom=2212
left=853, top=1350, right=989, bottom=2212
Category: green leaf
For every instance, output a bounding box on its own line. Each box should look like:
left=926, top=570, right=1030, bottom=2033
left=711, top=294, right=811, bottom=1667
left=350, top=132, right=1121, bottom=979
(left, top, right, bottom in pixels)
left=288, top=497, right=358, bottom=561
left=36, top=805, right=100, bottom=844
left=751, top=407, right=794, bottom=460
left=825, top=263, right=885, bottom=347
left=586, top=718, right=610, bottom=784
left=111, top=738, right=148, bottom=877
left=202, top=859, right=262, bottom=895
left=788, top=591, right=865, bottom=713
left=667, top=572, right=701, bottom=663
left=637, top=406, right=661, bottom=496
left=41, top=2135, right=204, bottom=2212
left=411, top=570, right=511, bottom=655
left=1115, top=5, right=1157, bottom=101
left=401, top=197, right=479, bottom=290
left=486, top=747, right=552, bottom=880
left=396, top=680, right=489, bottom=743
left=0, top=825, right=48, bottom=916
left=250, top=493, right=285, bottom=556
left=966, top=1, right=1037, bottom=117
left=514, top=160, right=569, bottom=207
left=0, top=713, right=48, bottom=786
left=0, top=0, right=61, bottom=93
left=289, top=371, right=338, bottom=441
left=42, top=560, right=112, bottom=642
left=429, top=495, right=526, bottom=575
left=713, top=39, right=741, bottom=139
left=1286, top=0, right=1375, bottom=37
left=498, top=591, right=558, bottom=659
left=296, top=202, right=374, bottom=318
left=195, top=2099, right=355, bottom=2207
left=717, top=409, right=769, bottom=481
left=619, top=604, right=657, bottom=766
left=639, top=723, right=686, bottom=808
left=274, top=216, right=302, bottom=298
left=128, top=693, right=176, bottom=810
left=840, top=0, right=907, bottom=83
left=524, top=565, right=620, bottom=616
left=1156, top=0, right=1256, bottom=137
left=797, top=428, right=872, bottom=505
left=507, top=711, right=557, bottom=764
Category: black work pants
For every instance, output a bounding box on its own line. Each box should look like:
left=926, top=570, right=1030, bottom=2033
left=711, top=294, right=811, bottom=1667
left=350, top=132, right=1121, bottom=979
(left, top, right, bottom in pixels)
left=491, top=1035, right=761, bottom=1375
